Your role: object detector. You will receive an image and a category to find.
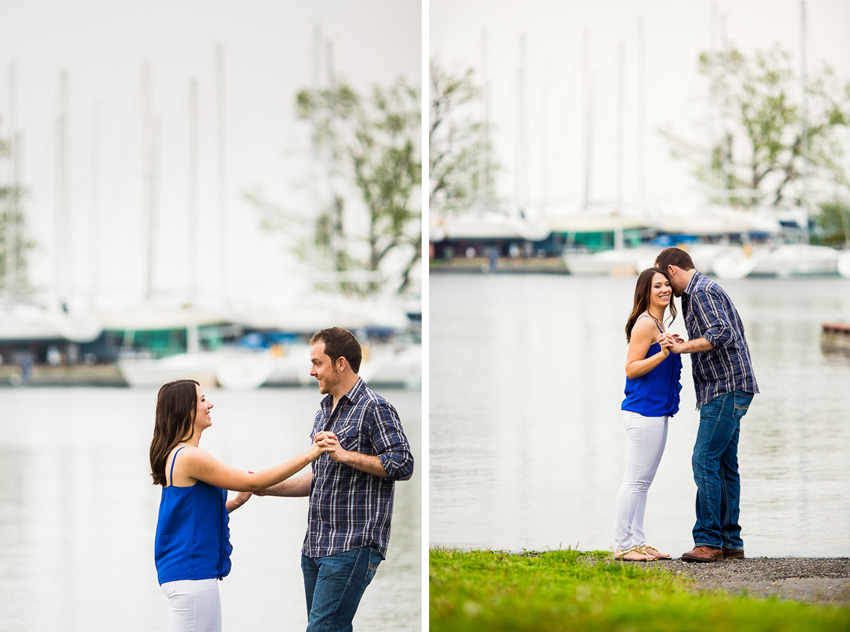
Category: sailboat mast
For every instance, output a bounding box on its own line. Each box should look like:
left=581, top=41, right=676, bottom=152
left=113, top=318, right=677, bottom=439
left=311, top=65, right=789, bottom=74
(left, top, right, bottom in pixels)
left=143, top=62, right=156, bottom=301
left=5, top=61, right=17, bottom=299
left=188, top=79, right=199, bottom=304
left=616, top=41, right=624, bottom=213
left=480, top=28, right=492, bottom=210
left=90, top=103, right=101, bottom=306
left=479, top=28, right=487, bottom=209
left=582, top=31, right=595, bottom=212
left=615, top=41, right=625, bottom=250
left=800, top=0, right=810, bottom=243
left=309, top=22, right=322, bottom=270
left=541, top=58, right=549, bottom=217
left=637, top=17, right=646, bottom=216
left=187, top=78, right=200, bottom=355
left=515, top=33, right=528, bottom=215
left=216, top=44, right=228, bottom=298
left=55, top=69, right=70, bottom=307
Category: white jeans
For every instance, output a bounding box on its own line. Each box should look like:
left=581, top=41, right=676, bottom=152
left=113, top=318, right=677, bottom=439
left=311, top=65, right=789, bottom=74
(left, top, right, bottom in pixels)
left=614, top=410, right=668, bottom=551
left=161, top=579, right=222, bottom=632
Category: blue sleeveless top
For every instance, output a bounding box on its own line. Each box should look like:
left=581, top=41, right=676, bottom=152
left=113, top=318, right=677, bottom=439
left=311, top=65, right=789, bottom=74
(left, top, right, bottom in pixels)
left=154, top=447, right=233, bottom=584
left=622, top=317, right=683, bottom=417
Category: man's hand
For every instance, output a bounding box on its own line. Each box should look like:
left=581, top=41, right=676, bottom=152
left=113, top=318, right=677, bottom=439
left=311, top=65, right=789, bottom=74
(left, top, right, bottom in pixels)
left=656, top=332, right=685, bottom=353
left=313, top=430, right=387, bottom=478
left=314, top=431, right=346, bottom=463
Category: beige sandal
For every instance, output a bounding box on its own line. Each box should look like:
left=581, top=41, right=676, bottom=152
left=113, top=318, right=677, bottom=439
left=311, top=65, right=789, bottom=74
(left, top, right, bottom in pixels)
left=640, top=545, right=671, bottom=560
left=613, top=545, right=653, bottom=562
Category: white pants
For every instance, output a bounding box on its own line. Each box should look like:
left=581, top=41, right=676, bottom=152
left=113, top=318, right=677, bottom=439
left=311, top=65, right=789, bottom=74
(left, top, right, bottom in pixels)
left=614, top=411, right=668, bottom=551
left=161, top=579, right=222, bottom=632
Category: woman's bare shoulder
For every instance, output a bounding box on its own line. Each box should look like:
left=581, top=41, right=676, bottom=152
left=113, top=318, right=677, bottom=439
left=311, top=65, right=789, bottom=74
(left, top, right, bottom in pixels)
left=629, top=315, right=658, bottom=339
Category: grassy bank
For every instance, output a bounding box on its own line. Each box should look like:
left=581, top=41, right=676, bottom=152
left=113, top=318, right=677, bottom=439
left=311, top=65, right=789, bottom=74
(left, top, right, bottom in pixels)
left=429, top=549, right=850, bottom=632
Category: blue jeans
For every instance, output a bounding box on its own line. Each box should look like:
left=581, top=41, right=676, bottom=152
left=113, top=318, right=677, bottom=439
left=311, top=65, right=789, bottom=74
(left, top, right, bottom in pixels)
left=301, top=547, right=382, bottom=632
left=692, top=391, right=753, bottom=549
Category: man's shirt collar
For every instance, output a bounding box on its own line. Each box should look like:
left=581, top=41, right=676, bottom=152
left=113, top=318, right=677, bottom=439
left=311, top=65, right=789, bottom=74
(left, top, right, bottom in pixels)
left=321, top=377, right=366, bottom=411
left=683, top=269, right=702, bottom=297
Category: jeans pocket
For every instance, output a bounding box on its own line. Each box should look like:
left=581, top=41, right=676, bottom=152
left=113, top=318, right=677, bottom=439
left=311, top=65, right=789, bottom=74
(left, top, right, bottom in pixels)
left=732, top=392, right=753, bottom=422
left=161, top=581, right=177, bottom=598
left=364, top=548, right=382, bottom=586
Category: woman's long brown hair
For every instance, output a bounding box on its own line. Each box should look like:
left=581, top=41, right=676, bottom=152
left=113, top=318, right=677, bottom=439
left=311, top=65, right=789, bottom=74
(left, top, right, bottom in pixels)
left=149, top=379, right=200, bottom=486
left=625, top=267, right=677, bottom=343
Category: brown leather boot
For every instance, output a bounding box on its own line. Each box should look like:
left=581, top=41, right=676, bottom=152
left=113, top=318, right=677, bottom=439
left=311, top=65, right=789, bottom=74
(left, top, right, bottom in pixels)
left=681, top=545, right=723, bottom=563
left=722, top=548, right=745, bottom=559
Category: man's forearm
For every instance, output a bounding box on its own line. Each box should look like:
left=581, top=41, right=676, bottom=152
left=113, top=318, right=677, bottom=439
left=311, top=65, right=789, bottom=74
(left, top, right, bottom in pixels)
left=675, top=337, right=714, bottom=354
left=256, top=472, right=312, bottom=497
left=338, top=451, right=387, bottom=478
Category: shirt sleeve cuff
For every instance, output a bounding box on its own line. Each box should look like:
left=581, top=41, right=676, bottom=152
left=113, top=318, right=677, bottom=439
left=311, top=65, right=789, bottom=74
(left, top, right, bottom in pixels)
left=703, top=329, right=726, bottom=348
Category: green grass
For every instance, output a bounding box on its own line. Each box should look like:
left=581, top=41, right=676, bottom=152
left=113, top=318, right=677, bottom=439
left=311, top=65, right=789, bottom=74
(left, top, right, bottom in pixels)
left=429, top=549, right=850, bottom=632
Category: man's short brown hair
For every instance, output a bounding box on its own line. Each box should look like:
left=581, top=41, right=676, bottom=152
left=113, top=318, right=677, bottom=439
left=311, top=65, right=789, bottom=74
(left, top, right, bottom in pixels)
left=655, top=246, right=695, bottom=271
left=310, top=327, right=363, bottom=374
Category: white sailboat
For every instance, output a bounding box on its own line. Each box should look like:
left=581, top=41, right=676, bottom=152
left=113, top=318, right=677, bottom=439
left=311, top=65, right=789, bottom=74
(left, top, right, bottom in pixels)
left=112, top=300, right=232, bottom=388
left=838, top=251, right=850, bottom=279
left=220, top=293, right=418, bottom=390
left=0, top=302, right=102, bottom=343
left=713, top=243, right=840, bottom=280
left=118, top=347, right=222, bottom=388
left=360, top=340, right=422, bottom=389
left=116, top=73, right=225, bottom=388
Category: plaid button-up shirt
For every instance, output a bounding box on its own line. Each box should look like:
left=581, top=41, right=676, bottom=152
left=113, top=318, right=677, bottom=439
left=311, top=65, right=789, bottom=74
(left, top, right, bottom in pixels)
left=303, top=378, right=414, bottom=559
left=682, top=271, right=759, bottom=408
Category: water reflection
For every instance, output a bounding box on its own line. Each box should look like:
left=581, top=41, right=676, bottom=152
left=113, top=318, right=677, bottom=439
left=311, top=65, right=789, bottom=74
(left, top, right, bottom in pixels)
left=0, top=387, right=421, bottom=631
left=431, top=274, right=850, bottom=557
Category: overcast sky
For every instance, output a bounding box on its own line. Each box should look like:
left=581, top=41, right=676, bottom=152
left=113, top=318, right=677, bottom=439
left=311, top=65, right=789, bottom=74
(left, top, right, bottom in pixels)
left=4, top=1, right=850, bottom=307
left=0, top=0, right=421, bottom=306
left=430, top=0, right=850, bottom=220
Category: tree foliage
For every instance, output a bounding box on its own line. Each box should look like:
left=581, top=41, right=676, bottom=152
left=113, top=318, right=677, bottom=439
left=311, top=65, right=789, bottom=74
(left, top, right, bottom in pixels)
left=430, top=60, right=500, bottom=216
left=815, top=200, right=850, bottom=246
left=250, top=78, right=420, bottom=297
left=0, top=124, right=34, bottom=298
left=661, top=45, right=850, bottom=211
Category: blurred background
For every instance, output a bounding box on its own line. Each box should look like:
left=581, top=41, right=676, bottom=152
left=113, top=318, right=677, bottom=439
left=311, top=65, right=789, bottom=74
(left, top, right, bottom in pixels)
left=0, top=0, right=422, bottom=386
left=429, top=0, right=850, bottom=272
left=429, top=0, right=850, bottom=560
left=0, top=1, right=422, bottom=630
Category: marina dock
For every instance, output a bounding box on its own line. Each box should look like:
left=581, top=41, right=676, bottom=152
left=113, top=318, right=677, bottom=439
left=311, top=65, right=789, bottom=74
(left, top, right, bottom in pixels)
left=821, top=322, right=850, bottom=352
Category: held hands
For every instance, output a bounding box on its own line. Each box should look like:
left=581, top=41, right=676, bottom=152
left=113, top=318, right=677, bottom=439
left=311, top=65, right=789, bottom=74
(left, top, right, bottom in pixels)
left=313, top=431, right=346, bottom=463
left=307, top=435, right=337, bottom=461
left=656, top=332, right=685, bottom=354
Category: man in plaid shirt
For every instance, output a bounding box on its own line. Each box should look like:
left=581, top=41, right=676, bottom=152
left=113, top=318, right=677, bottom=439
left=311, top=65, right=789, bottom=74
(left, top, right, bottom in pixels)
left=655, top=247, right=758, bottom=563
left=259, top=327, right=414, bottom=630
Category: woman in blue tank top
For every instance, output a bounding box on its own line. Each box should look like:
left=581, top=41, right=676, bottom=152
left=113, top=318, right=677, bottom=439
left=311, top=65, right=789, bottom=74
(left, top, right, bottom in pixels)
left=149, top=379, right=332, bottom=631
left=614, top=268, right=682, bottom=562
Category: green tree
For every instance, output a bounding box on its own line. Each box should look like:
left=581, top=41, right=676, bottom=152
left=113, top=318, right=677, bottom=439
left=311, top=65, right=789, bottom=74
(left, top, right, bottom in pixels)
left=250, top=77, right=421, bottom=296
left=0, top=124, right=34, bottom=298
left=429, top=60, right=500, bottom=217
left=815, top=200, right=850, bottom=246
left=661, top=45, right=850, bottom=212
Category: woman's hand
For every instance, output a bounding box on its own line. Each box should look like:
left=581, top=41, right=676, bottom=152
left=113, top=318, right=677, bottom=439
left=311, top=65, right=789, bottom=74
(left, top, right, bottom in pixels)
left=307, top=438, right=335, bottom=461
left=227, top=489, right=253, bottom=512
left=234, top=491, right=252, bottom=506
left=656, top=332, right=674, bottom=356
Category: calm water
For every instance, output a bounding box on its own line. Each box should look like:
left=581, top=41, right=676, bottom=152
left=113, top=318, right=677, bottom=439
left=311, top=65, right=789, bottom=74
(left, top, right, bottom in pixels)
left=430, top=273, right=850, bottom=558
left=0, top=386, right=421, bottom=631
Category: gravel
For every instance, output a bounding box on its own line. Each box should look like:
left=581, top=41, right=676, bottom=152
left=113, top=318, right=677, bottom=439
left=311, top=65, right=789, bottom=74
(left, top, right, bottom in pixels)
left=655, top=557, right=850, bottom=605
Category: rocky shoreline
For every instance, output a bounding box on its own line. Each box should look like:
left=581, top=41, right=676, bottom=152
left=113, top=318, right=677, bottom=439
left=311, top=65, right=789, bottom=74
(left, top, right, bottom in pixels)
left=660, top=557, right=850, bottom=605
